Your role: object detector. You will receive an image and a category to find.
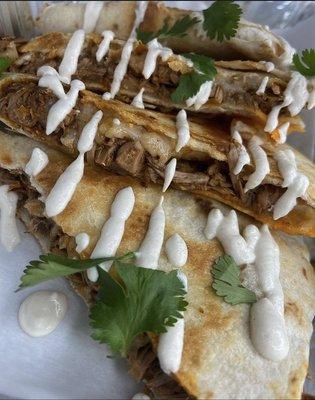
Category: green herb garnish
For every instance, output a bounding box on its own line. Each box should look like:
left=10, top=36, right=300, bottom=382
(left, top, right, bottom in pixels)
left=136, top=15, right=200, bottom=44
left=17, top=251, right=187, bottom=356
left=0, top=57, right=11, bottom=75
left=203, top=0, right=242, bottom=42
left=90, top=264, right=187, bottom=356
left=211, top=255, right=257, bottom=305
left=293, top=49, right=315, bottom=77
left=171, top=53, right=217, bottom=103
left=17, top=252, right=135, bottom=290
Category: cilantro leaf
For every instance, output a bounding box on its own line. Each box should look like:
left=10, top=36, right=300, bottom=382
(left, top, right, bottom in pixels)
left=293, top=49, right=315, bottom=77
left=181, top=53, right=217, bottom=76
left=136, top=15, right=200, bottom=44
left=203, top=0, right=242, bottom=42
left=171, top=72, right=210, bottom=103
left=90, top=264, right=188, bottom=356
left=211, top=255, right=257, bottom=305
left=17, top=252, right=135, bottom=290
left=0, top=57, right=11, bottom=75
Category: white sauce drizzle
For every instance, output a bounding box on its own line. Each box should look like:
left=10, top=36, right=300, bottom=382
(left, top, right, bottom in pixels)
left=307, top=78, right=315, bottom=110
left=107, top=1, right=148, bottom=99
left=204, top=209, right=255, bottom=265
left=157, top=271, right=187, bottom=374
left=0, top=185, right=20, bottom=252
left=75, top=232, right=90, bottom=253
left=244, top=136, right=270, bottom=192
left=165, top=233, right=188, bottom=267
left=113, top=118, right=121, bottom=126
left=162, top=158, right=177, bottom=193
left=46, top=109, right=102, bottom=217
left=45, top=153, right=84, bottom=217
left=83, top=1, right=103, bottom=33
left=46, top=79, right=85, bottom=135
left=142, top=38, right=173, bottom=80
left=77, top=110, right=103, bottom=153
left=37, top=66, right=66, bottom=99
left=277, top=122, right=290, bottom=144
left=58, top=29, right=85, bottom=84
left=131, top=88, right=145, bottom=109
left=260, top=61, right=275, bottom=72
left=256, top=76, right=269, bottom=95
left=230, top=128, right=250, bottom=175
left=275, top=149, right=297, bottom=187
left=136, top=196, right=165, bottom=269
left=24, top=148, right=49, bottom=177
left=18, top=291, right=67, bottom=337
left=265, top=71, right=308, bottom=133
left=102, top=92, right=111, bottom=100
left=96, top=30, right=115, bottom=62
left=87, top=187, right=135, bottom=282
left=186, top=81, right=213, bottom=110
left=175, top=110, right=190, bottom=152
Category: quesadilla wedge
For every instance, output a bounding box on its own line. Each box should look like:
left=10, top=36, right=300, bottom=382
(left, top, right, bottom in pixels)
left=0, top=74, right=314, bottom=236
left=2, top=32, right=307, bottom=126
left=0, top=131, right=314, bottom=399
left=36, top=1, right=294, bottom=67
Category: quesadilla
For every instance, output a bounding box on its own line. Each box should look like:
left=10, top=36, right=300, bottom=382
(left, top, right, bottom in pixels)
left=36, top=1, right=294, bottom=67
left=2, top=32, right=306, bottom=126
left=0, top=74, right=314, bottom=236
left=0, top=130, right=314, bottom=399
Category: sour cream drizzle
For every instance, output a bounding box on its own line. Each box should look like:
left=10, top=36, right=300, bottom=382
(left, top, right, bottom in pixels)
left=163, top=158, right=177, bottom=192
left=131, top=88, right=145, bottom=109
left=230, top=128, right=250, bottom=175
left=275, top=149, right=297, bottom=187
left=244, top=136, right=270, bottom=192
left=204, top=209, right=255, bottom=265
left=157, top=271, right=187, bottom=374
left=18, top=291, right=67, bottom=337
left=250, top=225, right=288, bottom=361
left=96, top=30, right=115, bottom=62
left=142, top=38, right=173, bottom=80
left=136, top=196, right=165, bottom=269
left=175, top=110, right=190, bottom=152
left=165, top=233, right=188, bottom=267
left=75, top=232, right=90, bottom=253
left=45, top=110, right=102, bottom=217
left=260, top=61, right=275, bottom=72
left=186, top=81, right=213, bottom=110
left=265, top=71, right=308, bottom=133
left=24, top=148, right=49, bottom=177
left=307, top=78, right=315, bottom=110
left=277, top=122, right=290, bottom=144
left=46, top=80, right=85, bottom=135
left=87, top=187, right=135, bottom=282
left=0, top=185, right=20, bottom=252
left=83, top=1, right=103, bottom=33
left=256, top=76, right=269, bottom=95
left=37, top=66, right=66, bottom=99
left=106, top=1, right=148, bottom=99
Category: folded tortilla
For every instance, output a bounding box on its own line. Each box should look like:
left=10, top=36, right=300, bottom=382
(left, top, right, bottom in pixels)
left=0, top=131, right=314, bottom=399
left=0, top=74, right=313, bottom=236
left=36, top=1, right=294, bottom=67
left=3, top=32, right=305, bottom=126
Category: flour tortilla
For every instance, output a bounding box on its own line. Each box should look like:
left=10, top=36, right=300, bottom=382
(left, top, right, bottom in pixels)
left=0, top=131, right=314, bottom=399
left=0, top=74, right=313, bottom=236
left=36, top=1, right=294, bottom=67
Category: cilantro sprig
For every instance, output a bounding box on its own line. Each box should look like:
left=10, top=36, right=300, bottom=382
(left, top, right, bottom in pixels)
left=17, top=251, right=187, bottom=356
left=0, top=57, right=11, bottom=75
left=91, top=265, right=187, bottom=356
left=171, top=53, right=217, bottom=103
left=293, top=49, right=315, bottom=77
left=203, top=0, right=242, bottom=42
left=136, top=15, right=200, bottom=44
left=211, top=255, right=257, bottom=305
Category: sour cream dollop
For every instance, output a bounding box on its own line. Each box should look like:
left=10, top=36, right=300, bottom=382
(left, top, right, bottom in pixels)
left=165, top=233, right=188, bottom=267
